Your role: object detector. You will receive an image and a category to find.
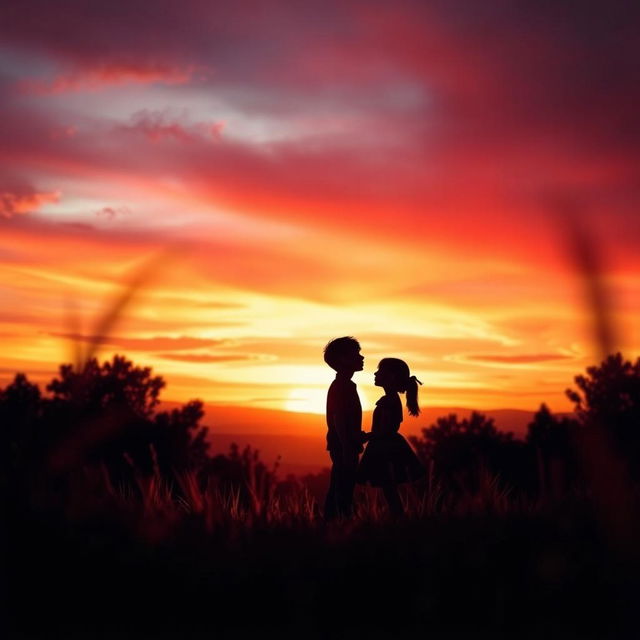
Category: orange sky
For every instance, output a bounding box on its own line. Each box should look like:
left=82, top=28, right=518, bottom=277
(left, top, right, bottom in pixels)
left=1, top=1, right=639, bottom=420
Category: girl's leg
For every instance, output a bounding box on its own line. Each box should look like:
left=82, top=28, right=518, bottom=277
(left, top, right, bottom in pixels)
left=382, top=482, right=403, bottom=517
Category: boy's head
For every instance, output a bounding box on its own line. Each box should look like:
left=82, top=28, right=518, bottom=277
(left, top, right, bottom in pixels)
left=323, top=336, right=364, bottom=373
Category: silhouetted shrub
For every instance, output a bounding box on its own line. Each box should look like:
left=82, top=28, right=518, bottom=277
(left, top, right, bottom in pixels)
left=0, top=356, right=211, bottom=501
left=526, top=403, right=580, bottom=498
left=566, top=353, right=640, bottom=477
left=410, top=411, right=533, bottom=497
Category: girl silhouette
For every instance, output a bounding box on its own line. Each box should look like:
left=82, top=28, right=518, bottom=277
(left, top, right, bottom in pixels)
left=357, top=358, right=426, bottom=516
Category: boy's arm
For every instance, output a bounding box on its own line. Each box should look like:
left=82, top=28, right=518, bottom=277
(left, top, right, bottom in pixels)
left=333, top=411, right=359, bottom=455
left=334, top=397, right=364, bottom=458
left=327, top=383, right=362, bottom=460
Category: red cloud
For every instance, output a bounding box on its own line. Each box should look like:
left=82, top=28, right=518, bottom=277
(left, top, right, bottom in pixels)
left=0, top=1, right=638, bottom=268
left=0, top=215, right=365, bottom=304
left=19, top=62, right=199, bottom=95
left=0, top=187, right=60, bottom=218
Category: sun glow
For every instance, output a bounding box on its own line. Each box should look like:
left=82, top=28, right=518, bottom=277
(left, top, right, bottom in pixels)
left=284, top=387, right=327, bottom=415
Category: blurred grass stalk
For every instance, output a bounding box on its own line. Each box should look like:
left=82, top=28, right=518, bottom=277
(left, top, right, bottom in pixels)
left=64, top=248, right=183, bottom=371
left=553, top=198, right=637, bottom=552
left=51, top=248, right=182, bottom=472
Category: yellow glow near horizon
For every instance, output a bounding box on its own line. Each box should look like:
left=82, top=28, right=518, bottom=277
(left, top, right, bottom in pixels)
left=284, top=387, right=327, bottom=415
left=1, top=208, right=638, bottom=419
left=0, top=271, right=625, bottom=417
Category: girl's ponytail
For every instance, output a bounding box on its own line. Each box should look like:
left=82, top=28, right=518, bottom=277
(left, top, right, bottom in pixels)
left=405, top=375, right=422, bottom=417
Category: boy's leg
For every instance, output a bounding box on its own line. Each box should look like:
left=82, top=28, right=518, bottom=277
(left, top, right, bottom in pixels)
left=323, top=449, right=340, bottom=521
left=338, top=449, right=359, bottom=518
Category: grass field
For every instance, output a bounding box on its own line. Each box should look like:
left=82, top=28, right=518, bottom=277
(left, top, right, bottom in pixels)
left=6, top=457, right=640, bottom=640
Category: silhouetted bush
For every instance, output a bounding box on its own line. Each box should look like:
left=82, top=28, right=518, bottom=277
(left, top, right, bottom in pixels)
left=0, top=356, right=210, bottom=502
left=526, top=403, right=580, bottom=499
left=410, top=411, right=534, bottom=498
left=566, top=352, right=640, bottom=478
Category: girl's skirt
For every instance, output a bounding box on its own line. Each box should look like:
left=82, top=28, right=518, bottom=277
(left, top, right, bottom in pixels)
left=357, top=433, right=426, bottom=487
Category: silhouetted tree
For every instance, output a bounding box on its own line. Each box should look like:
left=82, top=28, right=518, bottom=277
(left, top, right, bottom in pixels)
left=1, top=356, right=212, bottom=499
left=410, top=412, right=531, bottom=495
left=0, top=373, right=41, bottom=450
left=566, top=352, right=640, bottom=477
left=47, top=355, right=165, bottom=416
left=526, top=403, right=579, bottom=499
left=0, top=373, right=42, bottom=497
left=153, top=400, right=210, bottom=475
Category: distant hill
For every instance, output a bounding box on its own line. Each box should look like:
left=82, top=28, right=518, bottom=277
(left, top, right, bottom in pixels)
left=159, top=401, right=568, bottom=476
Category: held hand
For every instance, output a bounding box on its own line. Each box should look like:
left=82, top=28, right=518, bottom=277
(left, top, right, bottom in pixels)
left=343, top=447, right=361, bottom=465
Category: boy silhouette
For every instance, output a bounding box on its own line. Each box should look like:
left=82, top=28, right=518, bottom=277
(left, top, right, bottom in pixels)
left=323, top=336, right=366, bottom=520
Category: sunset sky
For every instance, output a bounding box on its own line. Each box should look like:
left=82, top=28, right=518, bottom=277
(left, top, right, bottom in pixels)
left=1, top=1, right=639, bottom=419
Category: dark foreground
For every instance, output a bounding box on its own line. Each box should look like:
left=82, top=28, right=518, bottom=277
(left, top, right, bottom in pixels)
left=5, top=492, right=640, bottom=640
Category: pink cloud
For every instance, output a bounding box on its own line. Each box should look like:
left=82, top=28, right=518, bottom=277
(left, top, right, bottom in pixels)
left=124, top=110, right=224, bottom=143
left=49, top=126, right=77, bottom=141
left=95, top=206, right=130, bottom=220
left=0, top=187, right=60, bottom=218
left=0, top=1, right=638, bottom=268
left=18, top=62, right=200, bottom=95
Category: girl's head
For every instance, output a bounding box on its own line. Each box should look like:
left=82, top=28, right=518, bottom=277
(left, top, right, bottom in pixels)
left=374, top=358, right=422, bottom=416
